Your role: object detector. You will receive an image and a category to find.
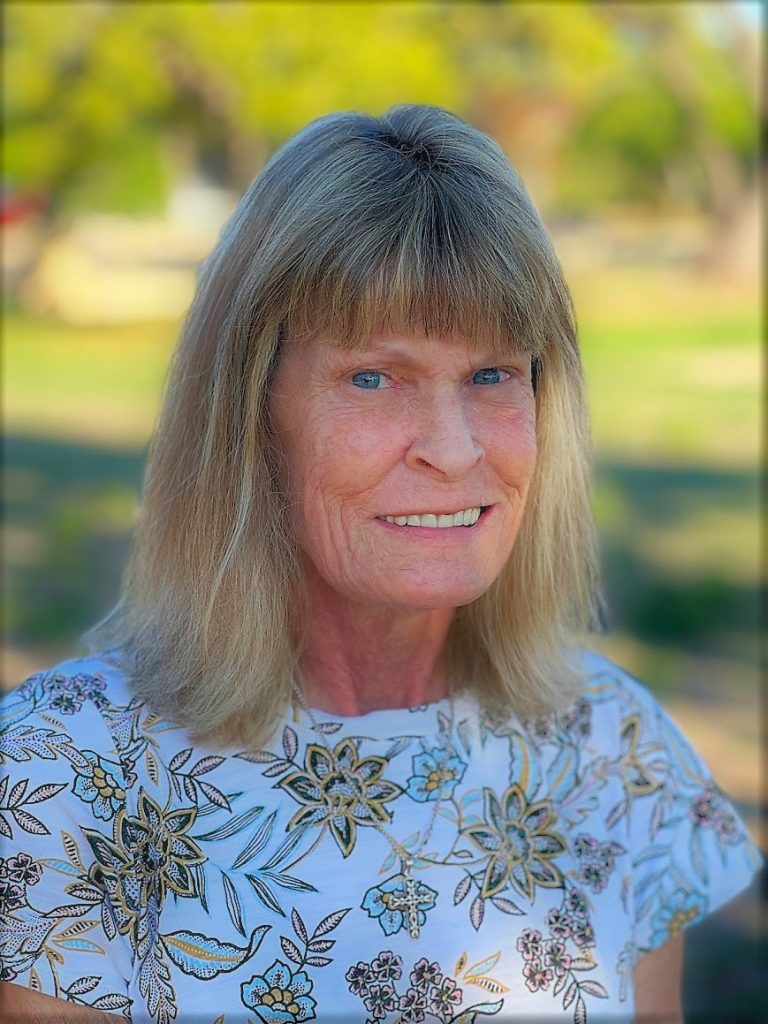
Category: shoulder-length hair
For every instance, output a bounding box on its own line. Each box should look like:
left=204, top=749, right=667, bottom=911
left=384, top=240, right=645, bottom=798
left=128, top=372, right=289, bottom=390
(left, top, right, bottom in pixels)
left=88, top=104, right=601, bottom=748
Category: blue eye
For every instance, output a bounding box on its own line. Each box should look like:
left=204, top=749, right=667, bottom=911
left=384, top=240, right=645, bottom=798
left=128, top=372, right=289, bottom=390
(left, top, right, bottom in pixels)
left=472, top=367, right=505, bottom=385
left=352, top=371, right=383, bottom=389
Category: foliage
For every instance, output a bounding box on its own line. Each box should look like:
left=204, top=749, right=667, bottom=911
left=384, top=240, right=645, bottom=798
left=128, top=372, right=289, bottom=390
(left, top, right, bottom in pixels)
left=2, top=1, right=759, bottom=221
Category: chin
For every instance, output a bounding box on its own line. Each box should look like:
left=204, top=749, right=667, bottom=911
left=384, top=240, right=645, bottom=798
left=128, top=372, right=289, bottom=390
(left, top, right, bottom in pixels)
left=379, top=577, right=497, bottom=612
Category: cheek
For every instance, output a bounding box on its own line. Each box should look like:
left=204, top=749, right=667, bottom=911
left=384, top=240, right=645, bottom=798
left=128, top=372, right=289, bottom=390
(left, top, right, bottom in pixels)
left=286, top=414, right=399, bottom=539
left=304, top=408, right=403, bottom=490
left=488, top=407, right=538, bottom=483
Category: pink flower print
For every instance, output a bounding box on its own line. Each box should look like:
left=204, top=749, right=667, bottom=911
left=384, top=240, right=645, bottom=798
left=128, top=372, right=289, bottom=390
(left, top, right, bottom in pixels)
left=345, top=961, right=374, bottom=996
left=0, top=877, right=25, bottom=911
left=523, top=960, right=554, bottom=992
left=544, top=939, right=572, bottom=977
left=398, top=987, right=429, bottom=1023
left=428, top=976, right=463, bottom=1018
left=714, top=809, right=740, bottom=844
left=690, top=789, right=717, bottom=826
left=370, top=950, right=402, bottom=983
left=545, top=906, right=573, bottom=939
left=571, top=919, right=596, bottom=948
left=516, top=927, right=544, bottom=961
left=364, top=983, right=398, bottom=1020
left=410, top=957, right=443, bottom=990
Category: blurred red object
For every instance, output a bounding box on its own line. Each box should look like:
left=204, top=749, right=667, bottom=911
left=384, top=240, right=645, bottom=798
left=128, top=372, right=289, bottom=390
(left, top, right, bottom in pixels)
left=0, top=191, right=47, bottom=225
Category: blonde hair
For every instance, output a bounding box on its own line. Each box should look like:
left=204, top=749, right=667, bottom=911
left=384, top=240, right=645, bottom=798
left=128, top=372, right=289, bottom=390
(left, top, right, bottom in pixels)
left=88, top=104, right=600, bottom=748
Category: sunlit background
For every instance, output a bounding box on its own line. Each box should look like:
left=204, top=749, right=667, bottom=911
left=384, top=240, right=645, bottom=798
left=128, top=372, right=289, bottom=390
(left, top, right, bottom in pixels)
left=2, top=1, right=764, bottom=1016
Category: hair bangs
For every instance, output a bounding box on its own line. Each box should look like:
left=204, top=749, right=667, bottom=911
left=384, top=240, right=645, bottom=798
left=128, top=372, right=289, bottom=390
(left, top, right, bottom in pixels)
left=282, top=172, right=550, bottom=360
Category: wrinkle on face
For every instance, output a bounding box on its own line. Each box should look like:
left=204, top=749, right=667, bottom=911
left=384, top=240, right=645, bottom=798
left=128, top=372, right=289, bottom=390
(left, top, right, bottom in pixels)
left=268, top=330, right=537, bottom=612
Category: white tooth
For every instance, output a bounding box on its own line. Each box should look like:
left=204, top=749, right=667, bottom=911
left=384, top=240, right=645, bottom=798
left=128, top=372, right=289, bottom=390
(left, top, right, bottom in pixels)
left=421, top=513, right=438, bottom=528
left=461, top=509, right=472, bottom=526
left=452, top=510, right=465, bottom=527
left=384, top=516, right=395, bottom=523
left=395, top=516, right=408, bottom=526
left=407, top=515, right=421, bottom=527
left=437, top=514, right=454, bottom=528
left=469, top=507, right=481, bottom=525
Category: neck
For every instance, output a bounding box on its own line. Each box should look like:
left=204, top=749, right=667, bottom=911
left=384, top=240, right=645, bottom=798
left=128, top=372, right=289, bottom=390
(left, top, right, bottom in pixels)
left=296, top=563, right=454, bottom=716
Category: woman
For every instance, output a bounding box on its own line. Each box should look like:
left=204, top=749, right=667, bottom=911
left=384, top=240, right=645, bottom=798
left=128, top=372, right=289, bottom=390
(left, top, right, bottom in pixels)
left=1, top=105, right=760, bottom=1023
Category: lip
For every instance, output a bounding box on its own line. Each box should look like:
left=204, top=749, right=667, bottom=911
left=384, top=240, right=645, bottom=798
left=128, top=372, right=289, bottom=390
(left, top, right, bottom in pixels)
left=374, top=505, right=494, bottom=534
left=376, top=504, right=491, bottom=519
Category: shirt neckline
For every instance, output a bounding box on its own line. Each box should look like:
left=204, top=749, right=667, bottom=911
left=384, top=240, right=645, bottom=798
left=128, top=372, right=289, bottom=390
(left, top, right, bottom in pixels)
left=291, top=692, right=476, bottom=741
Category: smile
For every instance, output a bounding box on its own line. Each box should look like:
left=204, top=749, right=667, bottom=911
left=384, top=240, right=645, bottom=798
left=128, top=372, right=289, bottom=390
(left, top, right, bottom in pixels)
left=376, top=506, right=486, bottom=528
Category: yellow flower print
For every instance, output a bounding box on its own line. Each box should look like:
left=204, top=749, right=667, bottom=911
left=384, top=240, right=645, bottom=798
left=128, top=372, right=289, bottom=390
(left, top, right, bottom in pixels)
left=279, top=739, right=403, bottom=857
left=461, top=784, right=566, bottom=900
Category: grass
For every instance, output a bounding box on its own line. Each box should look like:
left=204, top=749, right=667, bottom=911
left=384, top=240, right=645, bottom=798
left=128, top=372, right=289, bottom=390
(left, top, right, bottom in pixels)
left=3, top=314, right=175, bottom=447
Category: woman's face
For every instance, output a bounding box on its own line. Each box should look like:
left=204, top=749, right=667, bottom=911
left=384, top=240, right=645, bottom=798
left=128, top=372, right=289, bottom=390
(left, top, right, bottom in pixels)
left=268, top=331, right=537, bottom=611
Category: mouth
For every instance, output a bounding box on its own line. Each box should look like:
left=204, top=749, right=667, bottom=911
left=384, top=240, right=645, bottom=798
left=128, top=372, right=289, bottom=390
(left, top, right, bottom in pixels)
left=375, top=505, right=491, bottom=529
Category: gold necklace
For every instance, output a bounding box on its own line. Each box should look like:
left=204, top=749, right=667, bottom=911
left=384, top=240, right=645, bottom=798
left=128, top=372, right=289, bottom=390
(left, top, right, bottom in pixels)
left=290, top=679, right=455, bottom=940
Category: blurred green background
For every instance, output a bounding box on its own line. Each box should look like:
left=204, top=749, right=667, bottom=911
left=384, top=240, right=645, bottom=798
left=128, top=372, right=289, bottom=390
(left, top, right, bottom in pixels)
left=2, top=1, right=764, bottom=1017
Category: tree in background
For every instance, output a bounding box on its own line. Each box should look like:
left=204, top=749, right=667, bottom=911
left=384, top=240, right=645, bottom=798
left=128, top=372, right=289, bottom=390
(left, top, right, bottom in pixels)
left=3, top=1, right=760, bottom=274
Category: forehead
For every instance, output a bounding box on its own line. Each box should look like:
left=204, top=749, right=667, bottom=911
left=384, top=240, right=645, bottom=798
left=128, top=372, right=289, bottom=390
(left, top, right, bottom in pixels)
left=285, top=329, right=528, bottom=368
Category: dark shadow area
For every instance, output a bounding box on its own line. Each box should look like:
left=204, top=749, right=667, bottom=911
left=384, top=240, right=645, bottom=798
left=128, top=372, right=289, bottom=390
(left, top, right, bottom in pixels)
left=3, top=432, right=146, bottom=649
left=595, top=459, right=759, bottom=523
left=600, top=544, right=760, bottom=658
left=684, top=868, right=767, bottom=1024
left=594, top=457, right=761, bottom=670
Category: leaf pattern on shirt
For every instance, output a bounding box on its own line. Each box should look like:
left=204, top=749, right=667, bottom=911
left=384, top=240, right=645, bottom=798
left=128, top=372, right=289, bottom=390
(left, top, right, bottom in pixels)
left=0, top=656, right=761, bottom=1023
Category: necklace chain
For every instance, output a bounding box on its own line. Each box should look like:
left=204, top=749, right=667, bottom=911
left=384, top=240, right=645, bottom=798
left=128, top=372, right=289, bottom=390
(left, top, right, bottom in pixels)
left=290, top=678, right=455, bottom=939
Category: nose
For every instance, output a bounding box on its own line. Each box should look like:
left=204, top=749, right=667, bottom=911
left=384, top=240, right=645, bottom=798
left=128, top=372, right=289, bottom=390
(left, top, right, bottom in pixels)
left=404, top=390, right=484, bottom=479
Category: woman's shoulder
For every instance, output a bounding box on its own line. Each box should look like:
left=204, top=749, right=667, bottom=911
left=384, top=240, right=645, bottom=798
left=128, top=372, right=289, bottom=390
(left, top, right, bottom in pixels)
left=514, top=648, right=747, bottom=814
left=2, top=650, right=137, bottom=711
left=1, top=650, right=140, bottom=762
left=564, top=648, right=729, bottom=774
left=578, top=647, right=661, bottom=703
left=500, top=647, right=677, bottom=743
left=573, top=647, right=683, bottom=732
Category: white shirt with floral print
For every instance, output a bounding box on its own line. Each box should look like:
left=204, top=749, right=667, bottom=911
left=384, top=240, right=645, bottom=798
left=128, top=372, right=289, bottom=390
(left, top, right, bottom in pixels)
left=0, top=650, right=761, bottom=1023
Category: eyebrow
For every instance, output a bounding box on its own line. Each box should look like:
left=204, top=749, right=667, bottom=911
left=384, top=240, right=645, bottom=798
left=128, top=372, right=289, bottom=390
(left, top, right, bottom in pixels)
left=343, top=343, right=523, bottom=367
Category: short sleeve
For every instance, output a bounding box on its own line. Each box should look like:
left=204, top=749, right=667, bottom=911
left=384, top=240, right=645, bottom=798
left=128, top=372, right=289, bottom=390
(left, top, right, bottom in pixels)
left=1, top=664, right=134, bottom=1016
left=620, top=676, right=763, bottom=954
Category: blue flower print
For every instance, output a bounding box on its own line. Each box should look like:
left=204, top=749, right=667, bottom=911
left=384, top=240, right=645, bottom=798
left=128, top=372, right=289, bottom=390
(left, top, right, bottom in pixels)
left=405, top=747, right=467, bottom=803
left=650, top=888, right=708, bottom=947
left=362, top=875, right=438, bottom=936
left=241, top=959, right=316, bottom=1022
left=71, top=751, right=126, bottom=820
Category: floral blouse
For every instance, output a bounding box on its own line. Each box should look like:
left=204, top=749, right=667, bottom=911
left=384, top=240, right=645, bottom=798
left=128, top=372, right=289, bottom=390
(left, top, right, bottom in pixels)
left=0, top=651, right=760, bottom=1023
